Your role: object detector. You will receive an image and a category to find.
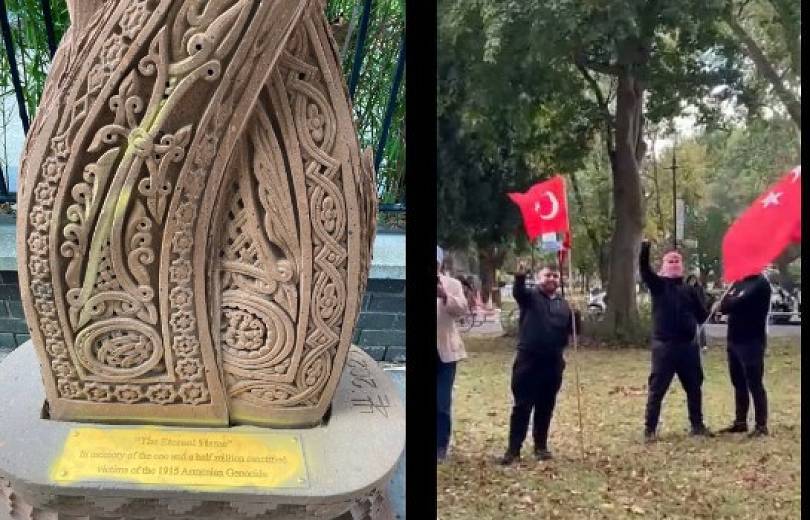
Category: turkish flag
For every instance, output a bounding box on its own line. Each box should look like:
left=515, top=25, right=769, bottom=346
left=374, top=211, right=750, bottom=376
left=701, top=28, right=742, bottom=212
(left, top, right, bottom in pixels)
left=722, top=166, right=801, bottom=283
left=508, top=175, right=569, bottom=241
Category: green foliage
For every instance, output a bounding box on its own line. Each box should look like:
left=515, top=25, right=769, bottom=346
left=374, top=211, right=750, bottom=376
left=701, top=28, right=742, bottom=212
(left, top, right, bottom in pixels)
left=1, top=0, right=69, bottom=119
left=439, top=0, right=798, bottom=338
left=640, top=117, right=800, bottom=281
left=723, top=0, right=801, bottom=119
left=1, top=0, right=404, bottom=203
left=326, top=0, right=405, bottom=203
left=452, top=0, right=749, bottom=128
left=569, top=136, right=613, bottom=281
left=437, top=0, right=593, bottom=252
left=697, top=117, right=799, bottom=278
left=437, top=0, right=753, bottom=259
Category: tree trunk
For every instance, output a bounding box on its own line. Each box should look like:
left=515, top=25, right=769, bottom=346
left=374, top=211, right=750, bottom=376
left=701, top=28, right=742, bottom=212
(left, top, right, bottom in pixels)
left=605, top=69, right=645, bottom=339
left=478, top=246, right=505, bottom=306
left=0, top=162, right=7, bottom=195
left=598, top=246, right=610, bottom=288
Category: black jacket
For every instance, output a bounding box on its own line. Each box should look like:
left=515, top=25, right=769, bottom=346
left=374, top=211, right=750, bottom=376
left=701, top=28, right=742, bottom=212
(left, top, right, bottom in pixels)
left=639, top=243, right=709, bottom=344
left=720, top=274, right=771, bottom=348
left=513, top=273, right=574, bottom=356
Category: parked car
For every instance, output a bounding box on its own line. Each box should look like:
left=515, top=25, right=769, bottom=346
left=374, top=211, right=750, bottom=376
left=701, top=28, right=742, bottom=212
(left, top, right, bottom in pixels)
left=587, top=287, right=606, bottom=317
left=769, top=285, right=801, bottom=324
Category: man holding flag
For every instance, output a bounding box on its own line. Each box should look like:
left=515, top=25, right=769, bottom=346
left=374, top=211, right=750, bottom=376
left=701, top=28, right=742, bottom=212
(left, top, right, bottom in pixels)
left=717, top=272, right=771, bottom=436
left=501, top=176, right=580, bottom=464
left=716, top=166, right=801, bottom=437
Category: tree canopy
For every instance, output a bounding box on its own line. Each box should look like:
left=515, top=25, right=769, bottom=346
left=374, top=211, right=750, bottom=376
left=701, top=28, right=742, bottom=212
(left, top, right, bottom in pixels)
left=438, top=0, right=800, bottom=338
left=1, top=0, right=406, bottom=205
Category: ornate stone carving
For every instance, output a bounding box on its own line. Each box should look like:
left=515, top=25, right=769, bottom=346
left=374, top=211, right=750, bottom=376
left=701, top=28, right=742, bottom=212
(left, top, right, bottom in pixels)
left=17, top=0, right=376, bottom=427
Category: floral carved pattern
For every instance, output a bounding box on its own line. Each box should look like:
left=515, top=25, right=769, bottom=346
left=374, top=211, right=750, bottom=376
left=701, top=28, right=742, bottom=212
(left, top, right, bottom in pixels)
left=18, top=0, right=375, bottom=427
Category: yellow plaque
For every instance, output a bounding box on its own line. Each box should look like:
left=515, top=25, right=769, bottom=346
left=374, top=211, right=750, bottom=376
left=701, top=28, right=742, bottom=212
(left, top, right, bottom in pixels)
left=51, top=428, right=308, bottom=490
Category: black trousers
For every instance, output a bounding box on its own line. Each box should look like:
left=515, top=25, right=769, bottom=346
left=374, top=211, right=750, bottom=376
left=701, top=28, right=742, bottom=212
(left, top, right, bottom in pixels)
left=727, top=345, right=767, bottom=427
left=507, top=350, right=565, bottom=454
left=644, top=340, right=704, bottom=432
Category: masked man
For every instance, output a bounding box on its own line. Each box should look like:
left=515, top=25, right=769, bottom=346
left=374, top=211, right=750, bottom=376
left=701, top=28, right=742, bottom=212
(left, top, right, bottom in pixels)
left=501, top=261, right=576, bottom=464
left=640, top=240, right=712, bottom=442
left=717, top=273, right=771, bottom=436
left=437, top=247, right=468, bottom=461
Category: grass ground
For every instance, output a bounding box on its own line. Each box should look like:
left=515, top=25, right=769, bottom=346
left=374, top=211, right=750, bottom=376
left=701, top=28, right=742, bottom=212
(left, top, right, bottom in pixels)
left=437, top=336, right=801, bottom=519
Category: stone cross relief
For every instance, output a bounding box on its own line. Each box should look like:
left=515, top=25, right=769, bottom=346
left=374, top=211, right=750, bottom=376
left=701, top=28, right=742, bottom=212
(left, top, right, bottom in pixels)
left=17, top=0, right=377, bottom=428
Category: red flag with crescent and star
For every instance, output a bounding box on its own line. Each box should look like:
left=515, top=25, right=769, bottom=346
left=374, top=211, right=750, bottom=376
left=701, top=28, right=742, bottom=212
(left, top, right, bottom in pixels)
left=722, top=165, right=801, bottom=283
left=508, top=175, right=570, bottom=242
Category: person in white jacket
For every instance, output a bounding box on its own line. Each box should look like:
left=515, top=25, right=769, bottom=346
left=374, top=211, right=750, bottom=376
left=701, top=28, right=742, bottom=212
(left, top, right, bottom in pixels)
left=436, top=246, right=468, bottom=461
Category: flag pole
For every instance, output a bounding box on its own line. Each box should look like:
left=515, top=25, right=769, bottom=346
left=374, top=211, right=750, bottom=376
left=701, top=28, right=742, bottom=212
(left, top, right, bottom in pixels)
left=701, top=284, right=733, bottom=330
left=696, top=281, right=735, bottom=354
left=567, top=243, right=586, bottom=461
left=561, top=174, right=585, bottom=461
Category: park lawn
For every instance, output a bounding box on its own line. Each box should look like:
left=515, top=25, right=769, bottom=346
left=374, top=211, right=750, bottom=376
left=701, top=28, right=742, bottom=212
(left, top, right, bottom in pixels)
left=437, top=336, right=801, bottom=519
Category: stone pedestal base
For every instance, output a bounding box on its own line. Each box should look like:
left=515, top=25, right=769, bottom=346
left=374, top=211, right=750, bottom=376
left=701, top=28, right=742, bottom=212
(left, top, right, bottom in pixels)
left=0, top=342, right=404, bottom=520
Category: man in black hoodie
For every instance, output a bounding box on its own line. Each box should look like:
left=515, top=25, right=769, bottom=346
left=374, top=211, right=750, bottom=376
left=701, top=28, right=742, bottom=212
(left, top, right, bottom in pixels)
left=640, top=240, right=712, bottom=442
left=500, top=261, right=577, bottom=464
left=717, top=273, right=772, bottom=436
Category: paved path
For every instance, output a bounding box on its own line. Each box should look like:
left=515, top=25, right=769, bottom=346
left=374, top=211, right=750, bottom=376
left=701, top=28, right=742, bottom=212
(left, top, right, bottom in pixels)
left=461, top=316, right=801, bottom=341
left=460, top=312, right=504, bottom=337
left=705, top=323, right=801, bottom=339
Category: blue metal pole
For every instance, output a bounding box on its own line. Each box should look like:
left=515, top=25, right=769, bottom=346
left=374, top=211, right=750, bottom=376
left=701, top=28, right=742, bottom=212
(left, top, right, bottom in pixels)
left=0, top=0, right=30, bottom=134
left=374, top=36, right=405, bottom=174
left=39, top=0, right=57, bottom=58
left=348, top=0, right=372, bottom=100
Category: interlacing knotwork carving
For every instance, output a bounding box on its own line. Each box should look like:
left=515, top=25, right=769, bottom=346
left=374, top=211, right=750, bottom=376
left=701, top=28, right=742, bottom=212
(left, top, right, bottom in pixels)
left=19, top=0, right=375, bottom=426
left=211, top=7, right=373, bottom=421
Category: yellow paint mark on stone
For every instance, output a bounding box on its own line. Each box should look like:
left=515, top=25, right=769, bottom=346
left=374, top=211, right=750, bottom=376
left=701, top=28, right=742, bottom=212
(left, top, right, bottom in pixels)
left=51, top=427, right=307, bottom=490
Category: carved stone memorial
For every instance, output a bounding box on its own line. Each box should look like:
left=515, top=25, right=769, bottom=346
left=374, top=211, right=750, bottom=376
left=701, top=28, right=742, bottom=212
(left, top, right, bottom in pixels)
left=0, top=1, right=403, bottom=518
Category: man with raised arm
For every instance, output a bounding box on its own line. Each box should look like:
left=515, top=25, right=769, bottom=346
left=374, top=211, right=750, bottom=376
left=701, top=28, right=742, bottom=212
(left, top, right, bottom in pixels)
left=640, top=240, right=713, bottom=442
left=501, top=261, right=576, bottom=464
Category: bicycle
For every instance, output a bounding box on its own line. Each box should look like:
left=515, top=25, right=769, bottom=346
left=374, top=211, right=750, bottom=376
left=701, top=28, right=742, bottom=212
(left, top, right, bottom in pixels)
left=456, top=311, right=477, bottom=332
left=457, top=306, right=501, bottom=333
